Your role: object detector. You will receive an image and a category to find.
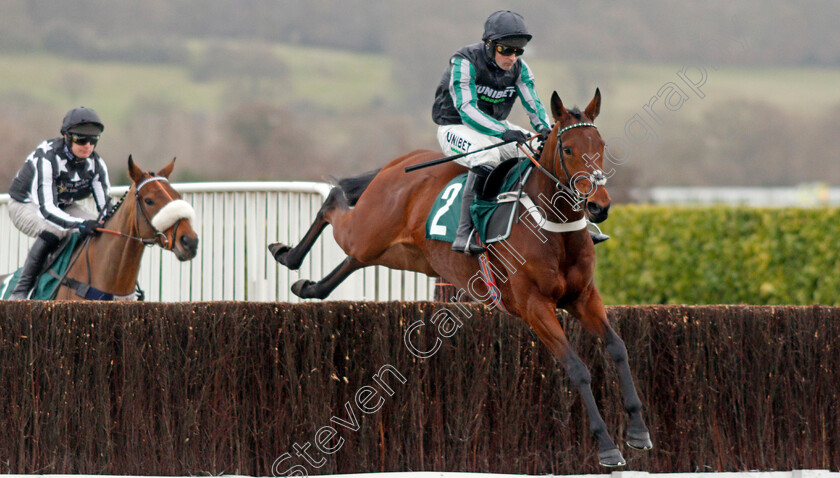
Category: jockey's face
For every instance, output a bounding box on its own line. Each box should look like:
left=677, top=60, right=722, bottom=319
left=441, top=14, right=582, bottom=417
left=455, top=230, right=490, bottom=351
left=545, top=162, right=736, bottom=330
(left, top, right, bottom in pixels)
left=66, top=134, right=98, bottom=159
left=493, top=41, right=524, bottom=71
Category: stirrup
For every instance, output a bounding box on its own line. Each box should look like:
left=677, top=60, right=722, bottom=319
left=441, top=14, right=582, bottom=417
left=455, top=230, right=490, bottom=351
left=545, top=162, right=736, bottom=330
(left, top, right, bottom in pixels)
left=462, top=230, right=486, bottom=255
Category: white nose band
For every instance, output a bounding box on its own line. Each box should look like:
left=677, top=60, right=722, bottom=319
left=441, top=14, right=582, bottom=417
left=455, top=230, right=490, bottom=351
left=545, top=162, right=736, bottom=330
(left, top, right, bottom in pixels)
left=151, top=199, right=195, bottom=232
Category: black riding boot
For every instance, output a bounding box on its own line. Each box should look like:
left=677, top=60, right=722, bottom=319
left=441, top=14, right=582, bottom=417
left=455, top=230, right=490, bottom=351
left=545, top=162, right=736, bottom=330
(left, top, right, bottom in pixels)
left=452, top=168, right=489, bottom=255
left=9, top=231, right=60, bottom=300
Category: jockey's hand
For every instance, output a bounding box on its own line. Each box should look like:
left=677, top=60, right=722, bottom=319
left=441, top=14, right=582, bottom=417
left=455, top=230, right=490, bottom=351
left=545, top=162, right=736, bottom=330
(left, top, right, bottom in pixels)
left=538, top=127, right=552, bottom=141
left=502, top=129, right=529, bottom=144
left=78, top=220, right=102, bottom=238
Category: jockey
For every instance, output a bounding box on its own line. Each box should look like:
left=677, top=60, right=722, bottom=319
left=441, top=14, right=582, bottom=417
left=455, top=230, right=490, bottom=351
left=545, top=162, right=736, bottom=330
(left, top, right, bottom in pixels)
left=433, top=10, right=552, bottom=254
left=6, top=107, right=111, bottom=299
left=433, top=11, right=609, bottom=254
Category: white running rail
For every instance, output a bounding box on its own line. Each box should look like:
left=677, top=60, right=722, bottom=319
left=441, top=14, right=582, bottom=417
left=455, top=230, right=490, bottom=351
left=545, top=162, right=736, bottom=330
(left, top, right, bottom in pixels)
left=1, top=181, right=437, bottom=302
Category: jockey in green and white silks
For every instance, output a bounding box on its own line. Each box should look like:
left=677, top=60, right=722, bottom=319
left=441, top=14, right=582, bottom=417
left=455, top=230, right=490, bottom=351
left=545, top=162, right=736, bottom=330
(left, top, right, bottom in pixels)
left=432, top=10, right=552, bottom=254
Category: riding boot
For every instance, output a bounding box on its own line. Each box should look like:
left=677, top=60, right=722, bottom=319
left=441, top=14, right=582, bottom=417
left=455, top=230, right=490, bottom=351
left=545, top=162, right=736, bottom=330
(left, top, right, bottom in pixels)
left=452, top=168, right=489, bottom=255
left=9, top=231, right=60, bottom=300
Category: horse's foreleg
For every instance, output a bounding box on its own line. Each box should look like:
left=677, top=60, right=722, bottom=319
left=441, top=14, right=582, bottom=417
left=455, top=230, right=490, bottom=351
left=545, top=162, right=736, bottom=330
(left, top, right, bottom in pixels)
left=570, top=288, right=653, bottom=452
left=269, top=189, right=342, bottom=270
left=603, top=327, right=653, bottom=450
left=523, top=299, right=625, bottom=467
left=291, top=256, right=363, bottom=299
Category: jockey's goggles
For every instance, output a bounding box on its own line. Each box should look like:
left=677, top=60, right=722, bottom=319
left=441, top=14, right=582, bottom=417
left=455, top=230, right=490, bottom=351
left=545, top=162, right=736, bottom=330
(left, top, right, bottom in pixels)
left=68, top=133, right=100, bottom=146
left=495, top=43, right=525, bottom=57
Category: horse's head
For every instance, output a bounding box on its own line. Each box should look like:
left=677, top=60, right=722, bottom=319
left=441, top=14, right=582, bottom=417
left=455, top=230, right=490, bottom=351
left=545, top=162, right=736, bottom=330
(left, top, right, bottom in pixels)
left=543, top=88, right=611, bottom=223
left=128, top=155, right=199, bottom=261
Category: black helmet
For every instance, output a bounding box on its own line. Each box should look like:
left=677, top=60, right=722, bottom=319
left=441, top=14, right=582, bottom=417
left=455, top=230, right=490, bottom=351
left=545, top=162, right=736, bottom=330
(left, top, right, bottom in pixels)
left=482, top=10, right=532, bottom=47
left=60, top=107, right=104, bottom=135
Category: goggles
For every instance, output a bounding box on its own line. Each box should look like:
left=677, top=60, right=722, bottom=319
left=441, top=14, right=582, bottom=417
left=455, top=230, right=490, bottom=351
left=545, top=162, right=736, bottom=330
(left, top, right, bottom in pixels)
left=495, top=43, right=525, bottom=57
left=68, top=134, right=100, bottom=146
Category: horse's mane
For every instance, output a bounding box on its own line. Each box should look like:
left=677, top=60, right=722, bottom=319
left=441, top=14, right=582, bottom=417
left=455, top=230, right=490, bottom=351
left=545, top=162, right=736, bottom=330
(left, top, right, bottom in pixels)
left=102, top=190, right=129, bottom=223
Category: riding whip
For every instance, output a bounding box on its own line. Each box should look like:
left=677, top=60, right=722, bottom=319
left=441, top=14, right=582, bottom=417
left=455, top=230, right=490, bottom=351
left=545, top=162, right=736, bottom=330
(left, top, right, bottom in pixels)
left=404, top=137, right=532, bottom=173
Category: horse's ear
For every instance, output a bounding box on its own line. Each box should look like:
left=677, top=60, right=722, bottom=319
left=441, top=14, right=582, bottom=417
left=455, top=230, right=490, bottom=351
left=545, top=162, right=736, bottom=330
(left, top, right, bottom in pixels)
left=550, top=91, right=567, bottom=122
left=584, top=87, right=601, bottom=121
left=157, top=157, right=176, bottom=178
left=128, top=155, right=145, bottom=184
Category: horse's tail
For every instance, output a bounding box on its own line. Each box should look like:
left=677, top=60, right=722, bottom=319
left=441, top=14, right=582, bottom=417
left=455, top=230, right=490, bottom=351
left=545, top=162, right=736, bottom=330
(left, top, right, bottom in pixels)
left=337, top=168, right=381, bottom=207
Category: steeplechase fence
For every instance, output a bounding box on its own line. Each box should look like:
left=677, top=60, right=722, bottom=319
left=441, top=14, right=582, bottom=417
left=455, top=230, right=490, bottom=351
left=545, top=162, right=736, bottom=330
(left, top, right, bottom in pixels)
left=0, top=302, right=837, bottom=475
left=0, top=182, right=437, bottom=302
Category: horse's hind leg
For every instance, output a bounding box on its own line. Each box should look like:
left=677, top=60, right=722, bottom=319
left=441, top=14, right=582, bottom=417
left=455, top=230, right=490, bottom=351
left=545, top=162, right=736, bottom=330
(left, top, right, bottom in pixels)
left=291, top=256, right=363, bottom=299
left=269, top=188, right=343, bottom=270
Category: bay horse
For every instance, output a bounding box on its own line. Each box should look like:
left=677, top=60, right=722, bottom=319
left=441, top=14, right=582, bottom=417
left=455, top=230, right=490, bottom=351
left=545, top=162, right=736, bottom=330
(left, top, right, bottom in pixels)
left=2, top=156, right=198, bottom=300
left=269, top=89, right=652, bottom=466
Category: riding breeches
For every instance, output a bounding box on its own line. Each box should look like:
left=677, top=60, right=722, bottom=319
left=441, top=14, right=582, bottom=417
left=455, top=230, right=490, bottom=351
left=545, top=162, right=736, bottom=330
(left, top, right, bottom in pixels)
left=8, top=200, right=97, bottom=239
left=436, top=122, right=533, bottom=169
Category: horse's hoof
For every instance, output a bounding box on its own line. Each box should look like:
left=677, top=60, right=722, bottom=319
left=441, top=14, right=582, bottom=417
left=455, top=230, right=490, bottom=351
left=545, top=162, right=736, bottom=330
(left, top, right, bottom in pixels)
left=268, top=243, right=291, bottom=263
left=291, top=279, right=313, bottom=298
left=598, top=448, right=626, bottom=467
left=627, top=430, right=653, bottom=451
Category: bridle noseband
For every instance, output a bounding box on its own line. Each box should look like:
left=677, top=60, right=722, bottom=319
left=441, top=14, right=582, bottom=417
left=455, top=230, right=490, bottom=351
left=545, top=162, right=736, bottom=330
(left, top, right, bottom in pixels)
left=134, top=175, right=183, bottom=250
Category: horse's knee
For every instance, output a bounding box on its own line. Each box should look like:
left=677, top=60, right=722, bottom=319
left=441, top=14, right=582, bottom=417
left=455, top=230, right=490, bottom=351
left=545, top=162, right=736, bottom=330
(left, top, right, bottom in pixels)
left=605, top=334, right=628, bottom=364
left=563, top=353, right=592, bottom=387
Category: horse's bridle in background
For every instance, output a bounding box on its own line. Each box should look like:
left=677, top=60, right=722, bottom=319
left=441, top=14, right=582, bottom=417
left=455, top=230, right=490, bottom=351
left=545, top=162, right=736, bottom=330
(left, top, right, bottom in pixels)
left=133, top=175, right=183, bottom=250
left=97, top=174, right=184, bottom=249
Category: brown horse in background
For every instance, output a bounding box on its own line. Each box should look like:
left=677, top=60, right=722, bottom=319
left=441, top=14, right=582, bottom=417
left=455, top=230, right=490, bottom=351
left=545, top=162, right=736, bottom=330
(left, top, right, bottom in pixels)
left=2, top=156, right=199, bottom=300
left=269, top=89, right=652, bottom=466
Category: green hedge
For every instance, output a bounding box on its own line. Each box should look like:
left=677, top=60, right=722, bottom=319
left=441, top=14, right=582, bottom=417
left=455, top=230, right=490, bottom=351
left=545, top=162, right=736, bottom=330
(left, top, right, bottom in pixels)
left=595, top=206, right=840, bottom=305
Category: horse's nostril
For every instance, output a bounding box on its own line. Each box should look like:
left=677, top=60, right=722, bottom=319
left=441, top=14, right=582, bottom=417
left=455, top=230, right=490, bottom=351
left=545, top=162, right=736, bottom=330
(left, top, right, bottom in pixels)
left=181, top=235, right=199, bottom=251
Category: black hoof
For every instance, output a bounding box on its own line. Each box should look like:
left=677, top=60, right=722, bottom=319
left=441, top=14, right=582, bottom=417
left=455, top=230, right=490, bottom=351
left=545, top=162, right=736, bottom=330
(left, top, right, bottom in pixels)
left=598, top=448, right=626, bottom=467
left=291, top=279, right=314, bottom=298
left=627, top=430, right=653, bottom=451
left=268, top=243, right=292, bottom=265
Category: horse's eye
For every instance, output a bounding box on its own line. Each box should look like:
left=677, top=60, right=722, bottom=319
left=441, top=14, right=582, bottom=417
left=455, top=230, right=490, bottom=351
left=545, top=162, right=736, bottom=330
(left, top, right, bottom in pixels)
left=563, top=146, right=573, bottom=156
left=144, top=198, right=155, bottom=206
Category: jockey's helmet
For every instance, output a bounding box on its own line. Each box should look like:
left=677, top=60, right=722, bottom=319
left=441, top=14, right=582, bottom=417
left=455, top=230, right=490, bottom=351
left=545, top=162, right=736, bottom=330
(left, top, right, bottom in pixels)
left=60, top=107, right=104, bottom=135
left=482, top=10, right=532, bottom=48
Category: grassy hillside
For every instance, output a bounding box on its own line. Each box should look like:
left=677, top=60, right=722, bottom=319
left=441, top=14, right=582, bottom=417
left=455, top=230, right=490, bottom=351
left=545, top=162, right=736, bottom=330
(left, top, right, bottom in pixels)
left=3, top=42, right=840, bottom=187
left=4, top=46, right=840, bottom=129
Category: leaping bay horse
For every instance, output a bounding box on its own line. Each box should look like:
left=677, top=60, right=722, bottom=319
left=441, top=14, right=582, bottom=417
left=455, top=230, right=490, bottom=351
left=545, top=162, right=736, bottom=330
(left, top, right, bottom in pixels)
left=2, top=156, right=198, bottom=300
left=269, top=89, right=652, bottom=466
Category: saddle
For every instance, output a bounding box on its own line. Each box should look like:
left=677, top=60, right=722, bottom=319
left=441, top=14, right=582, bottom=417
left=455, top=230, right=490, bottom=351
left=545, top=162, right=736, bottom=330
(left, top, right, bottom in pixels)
left=425, top=158, right=534, bottom=245
left=1, top=234, right=140, bottom=300
left=1, top=234, right=82, bottom=300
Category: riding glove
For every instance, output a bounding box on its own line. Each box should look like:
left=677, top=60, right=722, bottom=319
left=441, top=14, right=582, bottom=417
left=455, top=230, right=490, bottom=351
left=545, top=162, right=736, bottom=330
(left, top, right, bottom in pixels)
left=538, top=128, right=552, bottom=141
left=78, top=220, right=102, bottom=238
left=501, top=129, right=529, bottom=144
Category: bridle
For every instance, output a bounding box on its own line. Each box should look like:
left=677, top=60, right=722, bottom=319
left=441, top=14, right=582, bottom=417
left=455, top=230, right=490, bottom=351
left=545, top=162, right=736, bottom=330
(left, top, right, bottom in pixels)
left=99, top=174, right=184, bottom=250
left=133, top=175, right=183, bottom=250
left=524, top=121, right=607, bottom=212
